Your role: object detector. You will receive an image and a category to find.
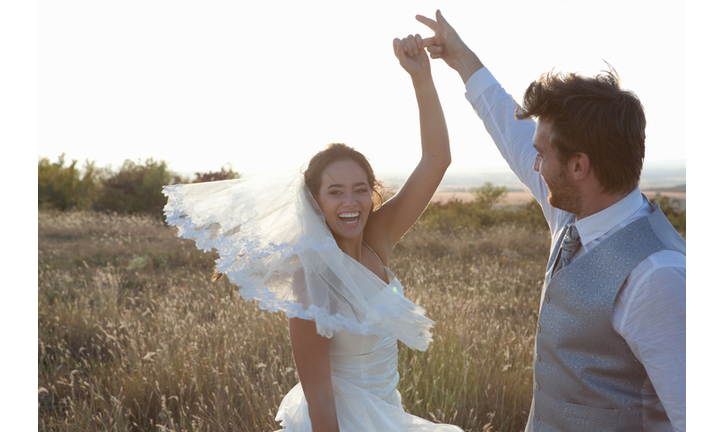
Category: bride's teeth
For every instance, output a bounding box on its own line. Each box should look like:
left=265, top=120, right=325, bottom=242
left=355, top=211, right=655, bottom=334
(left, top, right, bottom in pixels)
left=338, top=212, right=360, bottom=225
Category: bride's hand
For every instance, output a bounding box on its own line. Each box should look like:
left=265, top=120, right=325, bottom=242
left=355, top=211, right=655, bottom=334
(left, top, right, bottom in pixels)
left=393, top=34, right=431, bottom=79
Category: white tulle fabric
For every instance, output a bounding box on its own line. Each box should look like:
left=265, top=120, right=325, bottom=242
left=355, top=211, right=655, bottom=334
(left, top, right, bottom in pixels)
left=162, top=170, right=433, bottom=351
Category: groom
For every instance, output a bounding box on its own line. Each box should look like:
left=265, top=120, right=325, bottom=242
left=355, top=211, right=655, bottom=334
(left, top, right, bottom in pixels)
left=416, top=10, right=686, bottom=432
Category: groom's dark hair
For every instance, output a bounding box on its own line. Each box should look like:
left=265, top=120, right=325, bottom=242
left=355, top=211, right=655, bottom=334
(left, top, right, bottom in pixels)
left=516, top=67, right=646, bottom=195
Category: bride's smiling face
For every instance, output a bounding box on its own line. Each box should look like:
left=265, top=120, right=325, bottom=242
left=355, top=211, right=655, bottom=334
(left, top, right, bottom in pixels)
left=316, top=159, right=373, bottom=242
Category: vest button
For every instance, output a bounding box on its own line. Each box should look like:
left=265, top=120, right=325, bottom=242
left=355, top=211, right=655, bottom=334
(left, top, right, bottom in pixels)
left=537, top=325, right=542, bottom=333
left=535, top=382, right=540, bottom=391
left=544, top=295, right=550, bottom=304
left=536, top=354, right=541, bottom=362
left=534, top=412, right=540, bottom=421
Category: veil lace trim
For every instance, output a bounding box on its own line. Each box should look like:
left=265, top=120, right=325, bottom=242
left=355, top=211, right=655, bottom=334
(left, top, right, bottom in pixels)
left=162, top=170, right=433, bottom=351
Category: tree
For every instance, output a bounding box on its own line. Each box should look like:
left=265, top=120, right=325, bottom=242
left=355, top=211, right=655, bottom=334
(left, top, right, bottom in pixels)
left=192, top=163, right=240, bottom=183
left=94, top=158, right=172, bottom=215
left=38, top=154, right=100, bottom=210
left=472, top=183, right=507, bottom=209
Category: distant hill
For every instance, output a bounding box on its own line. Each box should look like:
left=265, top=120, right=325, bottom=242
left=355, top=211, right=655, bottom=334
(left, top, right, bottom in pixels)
left=639, top=160, right=686, bottom=188
left=379, top=159, right=686, bottom=192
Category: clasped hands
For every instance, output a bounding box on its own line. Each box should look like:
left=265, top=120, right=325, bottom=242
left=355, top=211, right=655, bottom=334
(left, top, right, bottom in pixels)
left=394, top=10, right=483, bottom=84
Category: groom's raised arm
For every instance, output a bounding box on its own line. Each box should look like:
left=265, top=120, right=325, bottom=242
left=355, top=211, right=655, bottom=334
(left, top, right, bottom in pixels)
left=417, top=10, right=556, bottom=226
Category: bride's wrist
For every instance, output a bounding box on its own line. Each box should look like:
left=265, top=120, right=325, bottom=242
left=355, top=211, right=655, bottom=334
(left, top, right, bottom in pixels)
left=410, top=73, right=434, bottom=89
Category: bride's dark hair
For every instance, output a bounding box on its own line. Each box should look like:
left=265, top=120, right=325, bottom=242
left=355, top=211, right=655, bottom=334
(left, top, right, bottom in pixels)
left=304, top=143, right=385, bottom=210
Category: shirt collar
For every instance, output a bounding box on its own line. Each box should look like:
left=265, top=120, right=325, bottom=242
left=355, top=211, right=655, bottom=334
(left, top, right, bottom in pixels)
left=574, top=187, right=645, bottom=247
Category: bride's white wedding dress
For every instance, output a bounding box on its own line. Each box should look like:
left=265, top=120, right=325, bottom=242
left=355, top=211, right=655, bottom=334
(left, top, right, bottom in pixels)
left=276, top=268, right=462, bottom=431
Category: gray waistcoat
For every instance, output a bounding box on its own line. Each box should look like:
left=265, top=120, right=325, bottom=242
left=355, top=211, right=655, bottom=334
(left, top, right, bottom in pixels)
left=526, top=202, right=685, bottom=432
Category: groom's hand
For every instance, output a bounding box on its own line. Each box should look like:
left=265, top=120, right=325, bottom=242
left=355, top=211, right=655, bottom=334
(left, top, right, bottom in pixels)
left=416, top=10, right=484, bottom=84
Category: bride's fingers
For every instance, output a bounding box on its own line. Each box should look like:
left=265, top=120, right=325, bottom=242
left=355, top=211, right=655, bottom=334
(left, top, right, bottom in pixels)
left=406, top=34, right=424, bottom=55
left=396, top=36, right=411, bottom=56
left=395, top=34, right=427, bottom=57
left=402, top=35, right=417, bottom=55
left=392, top=39, right=406, bottom=59
left=393, top=38, right=405, bottom=53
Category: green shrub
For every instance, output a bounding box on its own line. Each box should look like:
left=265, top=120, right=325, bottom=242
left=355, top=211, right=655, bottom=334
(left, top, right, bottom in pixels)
left=93, top=158, right=175, bottom=215
left=38, top=154, right=101, bottom=211
left=38, top=155, right=247, bottom=216
left=650, top=195, right=686, bottom=235
left=471, top=183, right=507, bottom=208
left=192, top=164, right=240, bottom=183
left=419, top=183, right=548, bottom=232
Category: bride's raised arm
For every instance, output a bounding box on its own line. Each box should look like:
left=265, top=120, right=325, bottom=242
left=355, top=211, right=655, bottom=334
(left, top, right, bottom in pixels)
left=366, top=34, right=450, bottom=260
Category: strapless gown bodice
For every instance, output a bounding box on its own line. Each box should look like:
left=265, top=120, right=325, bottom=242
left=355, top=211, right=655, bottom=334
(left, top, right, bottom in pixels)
left=275, top=274, right=463, bottom=431
left=328, top=280, right=401, bottom=400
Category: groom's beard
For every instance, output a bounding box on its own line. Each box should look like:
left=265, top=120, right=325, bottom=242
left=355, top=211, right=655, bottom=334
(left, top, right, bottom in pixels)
left=546, top=166, right=582, bottom=215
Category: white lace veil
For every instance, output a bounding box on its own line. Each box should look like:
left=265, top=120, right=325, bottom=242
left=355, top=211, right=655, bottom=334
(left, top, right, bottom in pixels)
left=162, top=169, right=433, bottom=351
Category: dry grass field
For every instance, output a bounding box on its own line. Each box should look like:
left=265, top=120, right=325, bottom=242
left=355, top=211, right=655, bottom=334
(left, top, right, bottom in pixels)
left=38, top=210, right=551, bottom=431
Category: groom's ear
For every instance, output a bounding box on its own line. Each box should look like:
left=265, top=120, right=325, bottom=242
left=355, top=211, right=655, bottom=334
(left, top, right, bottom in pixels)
left=568, top=152, right=591, bottom=181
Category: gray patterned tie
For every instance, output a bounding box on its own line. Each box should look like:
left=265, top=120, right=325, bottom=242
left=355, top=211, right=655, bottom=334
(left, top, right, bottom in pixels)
left=554, top=224, right=580, bottom=274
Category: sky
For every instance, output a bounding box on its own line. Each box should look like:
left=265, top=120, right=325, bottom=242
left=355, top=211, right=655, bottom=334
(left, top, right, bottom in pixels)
left=38, top=0, right=687, bottom=180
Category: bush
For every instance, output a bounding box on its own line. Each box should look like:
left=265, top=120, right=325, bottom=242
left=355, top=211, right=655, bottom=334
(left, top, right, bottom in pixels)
left=38, top=154, right=102, bottom=211
left=419, top=183, right=548, bottom=232
left=650, top=195, right=686, bottom=235
left=38, top=155, right=248, bottom=216
left=501, top=198, right=548, bottom=228
left=471, top=183, right=507, bottom=208
left=93, top=158, right=175, bottom=215
left=192, top=164, right=240, bottom=183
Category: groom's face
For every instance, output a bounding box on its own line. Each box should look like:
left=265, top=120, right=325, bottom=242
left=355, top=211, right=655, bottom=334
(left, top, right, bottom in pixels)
left=533, top=120, right=581, bottom=213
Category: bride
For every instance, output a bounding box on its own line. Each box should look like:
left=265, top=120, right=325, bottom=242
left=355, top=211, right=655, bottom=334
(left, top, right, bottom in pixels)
left=164, top=33, right=462, bottom=431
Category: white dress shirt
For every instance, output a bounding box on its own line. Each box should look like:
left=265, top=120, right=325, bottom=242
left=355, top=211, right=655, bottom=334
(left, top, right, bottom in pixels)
left=465, top=67, right=686, bottom=431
